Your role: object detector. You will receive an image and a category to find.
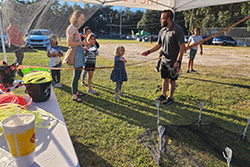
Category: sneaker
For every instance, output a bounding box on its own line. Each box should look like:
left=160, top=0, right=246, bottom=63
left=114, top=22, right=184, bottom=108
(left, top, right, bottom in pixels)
left=118, top=92, right=125, bottom=97
left=154, top=67, right=159, bottom=72
left=114, top=95, right=121, bottom=100
left=81, top=81, right=86, bottom=86
left=163, top=97, right=174, bottom=105
left=56, top=82, right=62, bottom=87
left=54, top=83, right=60, bottom=88
left=87, top=88, right=96, bottom=94
left=186, top=69, right=190, bottom=73
left=191, top=69, right=196, bottom=72
left=155, top=95, right=166, bottom=101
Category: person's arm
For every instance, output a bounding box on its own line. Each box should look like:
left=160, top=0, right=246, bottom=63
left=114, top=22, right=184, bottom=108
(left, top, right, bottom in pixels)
left=66, top=27, right=86, bottom=48
left=141, top=43, right=162, bottom=56
left=174, top=43, right=185, bottom=68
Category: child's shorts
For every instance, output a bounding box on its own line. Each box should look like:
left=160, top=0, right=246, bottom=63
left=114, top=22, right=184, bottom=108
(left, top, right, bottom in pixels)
left=85, top=63, right=95, bottom=71
left=187, top=48, right=197, bottom=58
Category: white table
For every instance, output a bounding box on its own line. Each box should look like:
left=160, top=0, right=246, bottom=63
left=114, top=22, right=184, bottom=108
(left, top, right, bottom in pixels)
left=0, top=87, right=80, bottom=167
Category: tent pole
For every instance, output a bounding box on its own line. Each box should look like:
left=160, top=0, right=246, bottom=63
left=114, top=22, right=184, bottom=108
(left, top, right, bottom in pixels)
left=0, top=7, right=7, bottom=63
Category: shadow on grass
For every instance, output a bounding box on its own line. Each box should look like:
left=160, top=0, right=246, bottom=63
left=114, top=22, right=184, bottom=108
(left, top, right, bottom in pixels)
left=182, top=76, right=250, bottom=89
left=56, top=83, right=250, bottom=166
left=71, top=136, right=113, bottom=167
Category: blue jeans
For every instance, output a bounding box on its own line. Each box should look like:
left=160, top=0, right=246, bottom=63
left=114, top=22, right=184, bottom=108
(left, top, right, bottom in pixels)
left=72, top=68, right=82, bottom=94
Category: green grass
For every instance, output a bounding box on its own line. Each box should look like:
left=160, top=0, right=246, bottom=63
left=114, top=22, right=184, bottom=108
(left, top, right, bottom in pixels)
left=1, top=39, right=250, bottom=167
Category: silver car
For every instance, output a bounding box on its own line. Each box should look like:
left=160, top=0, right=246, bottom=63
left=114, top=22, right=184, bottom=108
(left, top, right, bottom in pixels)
left=25, top=29, right=51, bottom=48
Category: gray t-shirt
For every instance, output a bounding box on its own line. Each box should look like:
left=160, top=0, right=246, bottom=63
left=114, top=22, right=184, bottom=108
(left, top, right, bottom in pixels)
left=157, top=23, right=184, bottom=66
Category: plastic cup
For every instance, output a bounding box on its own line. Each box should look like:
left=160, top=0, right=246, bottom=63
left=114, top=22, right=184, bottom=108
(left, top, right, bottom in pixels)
left=1, top=113, right=36, bottom=167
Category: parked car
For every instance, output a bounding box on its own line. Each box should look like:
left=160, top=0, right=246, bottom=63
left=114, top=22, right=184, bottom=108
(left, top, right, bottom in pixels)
left=212, top=36, right=237, bottom=46
left=25, top=29, right=52, bottom=48
left=0, top=35, right=8, bottom=48
left=202, top=36, right=213, bottom=45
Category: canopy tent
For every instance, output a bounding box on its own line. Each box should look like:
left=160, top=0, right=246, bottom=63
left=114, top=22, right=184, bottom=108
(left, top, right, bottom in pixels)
left=57, top=0, right=249, bottom=11
left=1, top=0, right=250, bottom=63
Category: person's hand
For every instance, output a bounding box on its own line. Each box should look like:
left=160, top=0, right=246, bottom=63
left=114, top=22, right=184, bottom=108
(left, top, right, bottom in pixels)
left=81, top=41, right=88, bottom=46
left=58, top=54, right=63, bottom=57
left=200, top=50, right=203, bottom=55
left=124, top=59, right=127, bottom=63
left=174, top=61, right=180, bottom=69
left=141, top=50, right=150, bottom=56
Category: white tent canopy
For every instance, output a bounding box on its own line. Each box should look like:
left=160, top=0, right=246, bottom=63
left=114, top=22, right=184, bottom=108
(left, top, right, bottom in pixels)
left=58, top=0, right=249, bottom=11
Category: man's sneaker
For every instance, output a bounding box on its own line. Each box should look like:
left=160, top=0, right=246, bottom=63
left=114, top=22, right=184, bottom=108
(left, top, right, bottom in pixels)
left=118, top=92, right=125, bottom=97
left=186, top=69, right=190, bottom=73
left=114, top=95, right=121, bottom=100
left=163, top=97, right=174, bottom=105
left=154, top=67, right=159, bottom=72
left=81, top=81, right=86, bottom=86
left=87, top=88, right=96, bottom=94
left=155, top=95, right=166, bottom=101
left=191, top=69, right=196, bottom=72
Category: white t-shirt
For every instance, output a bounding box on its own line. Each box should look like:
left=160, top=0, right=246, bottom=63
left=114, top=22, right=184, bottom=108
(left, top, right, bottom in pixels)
left=188, top=35, right=203, bottom=50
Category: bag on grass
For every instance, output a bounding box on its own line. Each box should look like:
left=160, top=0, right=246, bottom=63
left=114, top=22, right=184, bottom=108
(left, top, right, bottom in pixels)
left=63, top=47, right=76, bottom=66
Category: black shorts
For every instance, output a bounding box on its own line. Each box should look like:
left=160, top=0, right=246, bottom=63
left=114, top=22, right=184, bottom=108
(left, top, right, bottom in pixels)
left=85, top=63, right=95, bottom=71
left=161, top=63, right=181, bottom=81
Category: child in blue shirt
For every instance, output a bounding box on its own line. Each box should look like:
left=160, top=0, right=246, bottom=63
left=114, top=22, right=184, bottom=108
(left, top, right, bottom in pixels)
left=47, top=34, right=63, bottom=87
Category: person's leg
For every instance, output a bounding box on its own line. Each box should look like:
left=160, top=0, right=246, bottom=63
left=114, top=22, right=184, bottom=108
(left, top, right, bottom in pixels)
left=168, top=79, right=176, bottom=99
left=190, top=58, right=194, bottom=70
left=87, top=71, right=94, bottom=93
left=51, top=70, right=57, bottom=84
left=81, top=70, right=87, bottom=82
left=72, top=69, right=82, bottom=96
left=115, top=82, right=121, bottom=97
left=187, top=58, right=191, bottom=72
left=162, top=78, right=169, bottom=97
left=56, top=70, right=61, bottom=83
left=10, top=44, right=24, bottom=77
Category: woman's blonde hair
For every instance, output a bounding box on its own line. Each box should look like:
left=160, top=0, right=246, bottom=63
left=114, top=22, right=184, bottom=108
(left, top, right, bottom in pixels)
left=115, top=46, right=125, bottom=55
left=86, top=33, right=95, bottom=44
left=49, top=34, right=58, bottom=45
left=70, top=10, right=84, bottom=27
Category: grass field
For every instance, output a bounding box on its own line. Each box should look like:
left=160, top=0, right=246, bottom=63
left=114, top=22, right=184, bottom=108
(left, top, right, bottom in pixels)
left=1, top=39, right=250, bottom=167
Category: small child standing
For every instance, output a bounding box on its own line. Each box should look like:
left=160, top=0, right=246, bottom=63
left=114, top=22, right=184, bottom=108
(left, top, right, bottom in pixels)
left=186, top=27, right=203, bottom=73
left=110, top=46, right=127, bottom=100
left=85, top=33, right=99, bottom=94
left=47, top=34, right=63, bottom=87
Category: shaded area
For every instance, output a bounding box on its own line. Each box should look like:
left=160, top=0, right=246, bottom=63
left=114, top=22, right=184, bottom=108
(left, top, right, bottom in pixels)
left=71, top=136, right=113, bottom=167
left=138, top=121, right=250, bottom=167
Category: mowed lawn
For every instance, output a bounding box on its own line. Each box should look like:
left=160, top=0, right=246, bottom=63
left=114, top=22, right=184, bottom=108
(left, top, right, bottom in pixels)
left=1, top=39, right=250, bottom=167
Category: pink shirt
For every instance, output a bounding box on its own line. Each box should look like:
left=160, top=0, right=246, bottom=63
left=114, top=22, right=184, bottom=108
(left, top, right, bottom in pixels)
left=7, top=26, right=24, bottom=46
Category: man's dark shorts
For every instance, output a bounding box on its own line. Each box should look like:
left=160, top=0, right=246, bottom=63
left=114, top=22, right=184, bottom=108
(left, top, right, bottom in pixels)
left=161, top=63, right=181, bottom=81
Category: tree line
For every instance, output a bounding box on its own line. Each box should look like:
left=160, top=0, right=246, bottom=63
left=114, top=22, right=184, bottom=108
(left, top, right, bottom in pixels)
left=12, top=1, right=250, bottom=37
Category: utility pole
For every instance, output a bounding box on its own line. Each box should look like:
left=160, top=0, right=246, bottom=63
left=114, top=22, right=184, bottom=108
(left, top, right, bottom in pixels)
left=120, top=7, right=122, bottom=39
left=110, top=17, right=112, bottom=35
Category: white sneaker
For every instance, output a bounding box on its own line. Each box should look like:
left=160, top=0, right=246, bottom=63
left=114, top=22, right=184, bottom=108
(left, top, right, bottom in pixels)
left=57, top=82, right=62, bottom=87
left=54, top=83, right=59, bottom=87
left=87, top=88, right=96, bottom=94
left=114, top=95, right=121, bottom=100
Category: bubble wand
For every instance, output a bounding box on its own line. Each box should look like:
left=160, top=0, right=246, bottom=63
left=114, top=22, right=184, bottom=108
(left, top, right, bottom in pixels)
left=242, top=115, right=250, bottom=139
left=197, top=102, right=205, bottom=127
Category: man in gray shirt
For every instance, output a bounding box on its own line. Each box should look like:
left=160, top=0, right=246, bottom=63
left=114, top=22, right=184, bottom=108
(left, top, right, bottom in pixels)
left=142, top=10, right=185, bottom=105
